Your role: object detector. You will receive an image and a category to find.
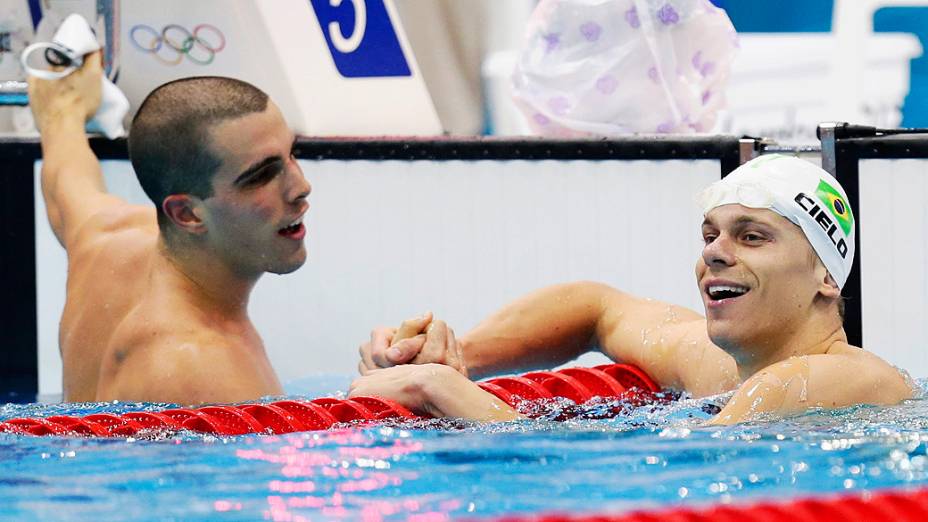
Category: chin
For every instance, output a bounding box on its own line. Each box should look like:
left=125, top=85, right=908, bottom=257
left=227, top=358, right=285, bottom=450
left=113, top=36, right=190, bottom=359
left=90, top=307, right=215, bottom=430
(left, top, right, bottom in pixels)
left=267, top=251, right=307, bottom=275
left=707, top=323, right=746, bottom=356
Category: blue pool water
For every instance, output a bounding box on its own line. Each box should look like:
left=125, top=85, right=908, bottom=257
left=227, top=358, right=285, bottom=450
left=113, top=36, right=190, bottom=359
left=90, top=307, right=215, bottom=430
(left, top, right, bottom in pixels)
left=2, top=376, right=928, bottom=521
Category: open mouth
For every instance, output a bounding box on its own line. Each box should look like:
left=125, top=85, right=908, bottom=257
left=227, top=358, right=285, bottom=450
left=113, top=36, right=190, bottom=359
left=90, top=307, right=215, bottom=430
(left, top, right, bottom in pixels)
left=706, top=284, right=750, bottom=301
left=278, top=218, right=305, bottom=239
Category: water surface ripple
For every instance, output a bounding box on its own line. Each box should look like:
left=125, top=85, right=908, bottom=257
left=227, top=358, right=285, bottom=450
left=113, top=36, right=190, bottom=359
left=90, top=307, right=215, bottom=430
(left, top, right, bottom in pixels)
left=2, top=379, right=927, bottom=521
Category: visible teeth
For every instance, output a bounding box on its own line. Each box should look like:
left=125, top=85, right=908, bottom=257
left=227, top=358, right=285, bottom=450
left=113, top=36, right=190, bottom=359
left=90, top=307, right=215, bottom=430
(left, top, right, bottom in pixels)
left=708, top=285, right=748, bottom=297
left=286, top=218, right=303, bottom=228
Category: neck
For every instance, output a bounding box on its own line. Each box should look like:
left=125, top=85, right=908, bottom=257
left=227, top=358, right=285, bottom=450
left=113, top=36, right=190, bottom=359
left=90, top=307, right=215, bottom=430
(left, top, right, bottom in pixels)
left=156, top=235, right=259, bottom=318
left=733, top=316, right=847, bottom=381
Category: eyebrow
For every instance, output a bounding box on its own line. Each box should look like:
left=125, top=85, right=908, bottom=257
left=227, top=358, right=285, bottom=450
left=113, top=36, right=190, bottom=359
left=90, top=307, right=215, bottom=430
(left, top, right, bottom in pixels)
left=232, top=138, right=297, bottom=186
left=702, top=216, right=775, bottom=228
left=233, top=156, right=282, bottom=186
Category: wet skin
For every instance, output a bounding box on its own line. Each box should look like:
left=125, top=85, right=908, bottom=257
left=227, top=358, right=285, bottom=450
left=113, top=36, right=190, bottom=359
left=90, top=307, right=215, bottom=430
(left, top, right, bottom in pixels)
left=353, top=206, right=913, bottom=424
left=31, top=57, right=310, bottom=404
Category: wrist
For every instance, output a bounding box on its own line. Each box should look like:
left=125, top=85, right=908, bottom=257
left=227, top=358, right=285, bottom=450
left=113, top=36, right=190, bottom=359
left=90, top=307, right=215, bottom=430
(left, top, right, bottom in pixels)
left=413, top=364, right=459, bottom=414
left=39, top=110, right=86, bottom=133
left=457, top=337, right=486, bottom=379
left=37, top=111, right=88, bottom=152
left=417, top=365, right=521, bottom=422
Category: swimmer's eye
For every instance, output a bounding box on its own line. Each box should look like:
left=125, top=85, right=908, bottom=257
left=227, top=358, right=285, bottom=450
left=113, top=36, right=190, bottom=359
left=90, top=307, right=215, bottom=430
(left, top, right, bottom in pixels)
left=241, top=164, right=282, bottom=187
left=702, top=234, right=717, bottom=245
left=741, top=232, right=767, bottom=243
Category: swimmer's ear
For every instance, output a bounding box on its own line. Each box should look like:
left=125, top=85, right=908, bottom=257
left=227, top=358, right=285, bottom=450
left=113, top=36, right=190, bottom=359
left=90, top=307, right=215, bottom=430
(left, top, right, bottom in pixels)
left=811, top=255, right=840, bottom=299
left=163, top=195, right=207, bottom=234
left=818, top=272, right=841, bottom=299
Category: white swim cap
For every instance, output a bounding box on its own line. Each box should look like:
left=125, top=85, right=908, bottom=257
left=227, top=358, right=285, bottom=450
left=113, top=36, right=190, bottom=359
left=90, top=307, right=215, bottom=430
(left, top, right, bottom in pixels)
left=699, top=155, right=855, bottom=289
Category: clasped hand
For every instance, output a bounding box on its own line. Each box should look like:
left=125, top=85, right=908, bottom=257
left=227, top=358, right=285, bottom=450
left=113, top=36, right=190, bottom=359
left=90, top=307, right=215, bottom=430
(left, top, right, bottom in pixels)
left=351, top=313, right=480, bottom=417
left=357, top=311, right=468, bottom=376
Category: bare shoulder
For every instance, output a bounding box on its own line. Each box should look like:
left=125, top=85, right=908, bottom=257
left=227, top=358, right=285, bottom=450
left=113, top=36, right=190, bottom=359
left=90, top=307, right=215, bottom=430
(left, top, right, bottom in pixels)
left=754, top=344, right=912, bottom=408
left=64, top=206, right=158, bottom=292
left=811, top=344, right=915, bottom=405
left=709, top=345, right=913, bottom=425
left=595, top=289, right=734, bottom=395
left=667, top=321, right=740, bottom=397
left=67, top=204, right=157, bottom=255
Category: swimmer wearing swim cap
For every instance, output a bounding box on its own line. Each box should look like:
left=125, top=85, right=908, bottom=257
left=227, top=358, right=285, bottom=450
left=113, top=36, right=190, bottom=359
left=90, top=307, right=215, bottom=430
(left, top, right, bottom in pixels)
left=30, top=54, right=310, bottom=404
left=353, top=155, right=912, bottom=424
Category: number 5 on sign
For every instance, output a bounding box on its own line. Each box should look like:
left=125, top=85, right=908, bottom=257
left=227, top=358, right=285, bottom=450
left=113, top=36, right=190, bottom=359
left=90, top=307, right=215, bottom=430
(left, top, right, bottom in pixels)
left=310, top=0, right=411, bottom=78
left=328, top=0, right=365, bottom=53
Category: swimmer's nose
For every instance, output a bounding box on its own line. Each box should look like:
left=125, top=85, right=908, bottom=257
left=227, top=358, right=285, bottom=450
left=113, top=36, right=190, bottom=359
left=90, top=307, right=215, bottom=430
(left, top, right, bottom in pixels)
left=702, top=233, right=736, bottom=267
left=286, top=160, right=312, bottom=204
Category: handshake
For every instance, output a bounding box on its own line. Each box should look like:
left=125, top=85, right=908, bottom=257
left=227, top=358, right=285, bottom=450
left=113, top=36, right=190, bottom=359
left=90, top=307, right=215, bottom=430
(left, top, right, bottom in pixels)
left=357, top=311, right=468, bottom=377
left=349, top=313, right=520, bottom=421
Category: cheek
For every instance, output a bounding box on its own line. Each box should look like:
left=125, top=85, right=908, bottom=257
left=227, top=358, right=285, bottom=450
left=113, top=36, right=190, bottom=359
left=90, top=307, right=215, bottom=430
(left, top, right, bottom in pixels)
left=211, top=195, right=276, bottom=230
left=694, top=257, right=706, bottom=279
left=761, top=256, right=816, bottom=298
left=248, top=200, right=276, bottom=222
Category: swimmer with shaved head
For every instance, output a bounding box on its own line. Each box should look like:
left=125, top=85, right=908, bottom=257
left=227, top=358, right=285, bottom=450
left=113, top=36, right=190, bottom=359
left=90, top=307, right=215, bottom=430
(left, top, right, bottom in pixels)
left=354, top=155, right=913, bottom=424
left=30, top=53, right=310, bottom=403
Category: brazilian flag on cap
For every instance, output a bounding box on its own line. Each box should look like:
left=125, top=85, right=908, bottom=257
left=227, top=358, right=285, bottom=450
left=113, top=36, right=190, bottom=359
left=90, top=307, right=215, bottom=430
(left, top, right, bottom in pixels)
left=816, top=180, right=854, bottom=235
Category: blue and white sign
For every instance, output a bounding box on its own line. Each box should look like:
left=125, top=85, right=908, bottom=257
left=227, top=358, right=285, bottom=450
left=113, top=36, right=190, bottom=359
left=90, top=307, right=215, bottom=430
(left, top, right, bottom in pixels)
left=309, top=0, right=411, bottom=78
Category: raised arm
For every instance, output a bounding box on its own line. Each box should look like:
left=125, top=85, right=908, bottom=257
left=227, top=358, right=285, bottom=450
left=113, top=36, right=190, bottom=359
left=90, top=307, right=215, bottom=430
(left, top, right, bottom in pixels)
left=29, top=51, right=137, bottom=248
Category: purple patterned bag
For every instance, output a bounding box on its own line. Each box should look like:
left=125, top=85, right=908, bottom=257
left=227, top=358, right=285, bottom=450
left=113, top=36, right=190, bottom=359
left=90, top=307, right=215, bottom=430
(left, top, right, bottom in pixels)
left=512, top=0, right=738, bottom=136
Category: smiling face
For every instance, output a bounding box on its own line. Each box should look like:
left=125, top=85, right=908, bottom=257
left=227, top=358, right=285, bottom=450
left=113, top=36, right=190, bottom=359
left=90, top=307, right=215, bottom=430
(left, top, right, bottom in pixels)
left=198, top=101, right=311, bottom=277
left=696, top=204, right=831, bottom=365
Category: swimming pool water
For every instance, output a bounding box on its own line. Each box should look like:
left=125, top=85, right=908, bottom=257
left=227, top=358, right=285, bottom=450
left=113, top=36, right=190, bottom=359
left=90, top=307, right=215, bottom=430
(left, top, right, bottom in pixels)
left=2, top=376, right=927, bottom=521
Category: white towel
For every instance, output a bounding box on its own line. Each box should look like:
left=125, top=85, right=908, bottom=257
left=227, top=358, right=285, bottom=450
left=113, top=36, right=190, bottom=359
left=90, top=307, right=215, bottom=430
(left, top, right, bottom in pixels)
left=20, top=13, right=129, bottom=139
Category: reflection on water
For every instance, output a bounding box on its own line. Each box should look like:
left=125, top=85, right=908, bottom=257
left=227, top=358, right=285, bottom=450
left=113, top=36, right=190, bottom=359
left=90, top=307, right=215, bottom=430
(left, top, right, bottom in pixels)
left=1, top=380, right=928, bottom=520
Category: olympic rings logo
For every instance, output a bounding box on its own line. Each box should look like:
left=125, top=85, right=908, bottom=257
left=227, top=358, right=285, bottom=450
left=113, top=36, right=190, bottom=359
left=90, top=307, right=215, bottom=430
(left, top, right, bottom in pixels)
left=129, top=24, right=226, bottom=66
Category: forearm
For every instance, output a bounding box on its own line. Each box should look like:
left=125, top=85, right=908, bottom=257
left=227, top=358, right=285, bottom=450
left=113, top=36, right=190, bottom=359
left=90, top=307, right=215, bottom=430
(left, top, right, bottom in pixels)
left=38, top=112, right=107, bottom=244
left=29, top=55, right=110, bottom=246
left=40, top=112, right=106, bottom=197
left=460, top=281, right=611, bottom=379
left=350, top=364, right=522, bottom=422
left=419, top=367, right=521, bottom=421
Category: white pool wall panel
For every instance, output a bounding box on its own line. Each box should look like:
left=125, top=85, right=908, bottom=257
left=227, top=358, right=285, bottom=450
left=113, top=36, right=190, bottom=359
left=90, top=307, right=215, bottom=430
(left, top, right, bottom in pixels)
left=859, top=159, right=928, bottom=378
left=35, top=159, right=716, bottom=395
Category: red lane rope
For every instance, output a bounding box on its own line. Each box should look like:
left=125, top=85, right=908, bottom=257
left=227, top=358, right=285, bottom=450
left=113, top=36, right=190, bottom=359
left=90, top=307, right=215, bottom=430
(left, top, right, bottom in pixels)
left=9, top=365, right=925, bottom=521
left=494, top=488, right=928, bottom=522
left=0, top=364, right=661, bottom=437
